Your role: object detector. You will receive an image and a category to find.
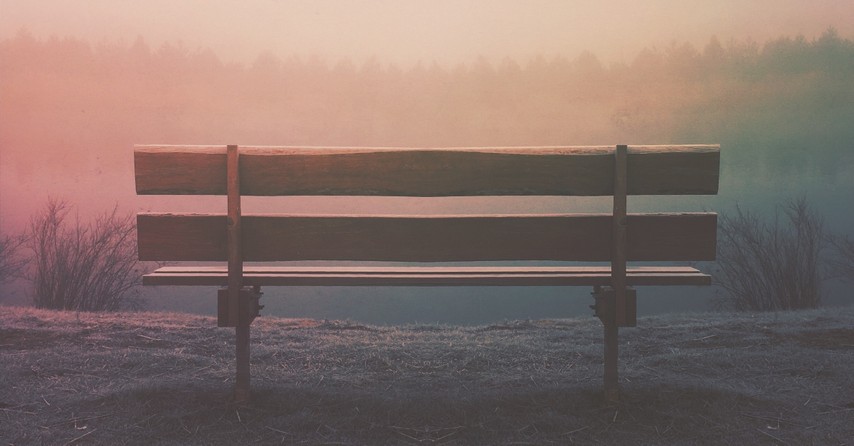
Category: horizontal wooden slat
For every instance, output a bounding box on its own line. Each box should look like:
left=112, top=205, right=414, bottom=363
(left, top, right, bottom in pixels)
left=137, top=213, right=716, bottom=262
left=142, top=265, right=711, bottom=286
left=135, top=145, right=719, bottom=196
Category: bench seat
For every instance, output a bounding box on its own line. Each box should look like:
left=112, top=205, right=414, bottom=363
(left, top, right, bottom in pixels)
left=143, top=265, right=710, bottom=287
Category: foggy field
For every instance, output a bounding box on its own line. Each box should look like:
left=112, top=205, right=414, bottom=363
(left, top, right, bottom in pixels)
left=1, top=306, right=852, bottom=445
left=3, top=27, right=854, bottom=318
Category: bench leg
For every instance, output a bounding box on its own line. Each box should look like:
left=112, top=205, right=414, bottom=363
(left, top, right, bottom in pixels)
left=593, top=286, right=632, bottom=403
left=603, top=320, right=619, bottom=403
left=234, top=317, right=251, bottom=403
left=223, top=286, right=262, bottom=404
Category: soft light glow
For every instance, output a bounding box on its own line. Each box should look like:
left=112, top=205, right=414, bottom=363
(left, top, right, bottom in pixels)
left=1, top=0, right=853, bottom=66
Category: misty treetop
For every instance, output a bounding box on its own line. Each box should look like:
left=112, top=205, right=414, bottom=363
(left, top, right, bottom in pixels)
left=1, top=28, right=852, bottom=170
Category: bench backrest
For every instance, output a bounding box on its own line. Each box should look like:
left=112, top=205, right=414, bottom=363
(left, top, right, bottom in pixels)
left=135, top=145, right=719, bottom=263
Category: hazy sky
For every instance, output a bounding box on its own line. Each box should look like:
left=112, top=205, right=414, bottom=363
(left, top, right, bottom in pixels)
left=2, top=0, right=853, bottom=66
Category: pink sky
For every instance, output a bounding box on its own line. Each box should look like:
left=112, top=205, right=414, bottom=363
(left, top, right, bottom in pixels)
left=2, top=0, right=853, bottom=66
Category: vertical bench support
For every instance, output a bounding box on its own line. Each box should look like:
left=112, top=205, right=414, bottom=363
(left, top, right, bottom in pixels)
left=226, top=144, right=251, bottom=403
left=606, top=144, right=629, bottom=402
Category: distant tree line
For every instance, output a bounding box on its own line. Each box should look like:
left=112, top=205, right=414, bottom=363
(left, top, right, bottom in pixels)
left=2, top=27, right=852, bottom=171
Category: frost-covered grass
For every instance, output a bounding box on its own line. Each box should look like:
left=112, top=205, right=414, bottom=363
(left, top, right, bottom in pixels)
left=1, top=306, right=852, bottom=445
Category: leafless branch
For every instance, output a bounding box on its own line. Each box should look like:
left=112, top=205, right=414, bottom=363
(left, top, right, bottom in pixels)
left=829, top=234, right=854, bottom=282
left=26, top=198, right=149, bottom=312
left=0, top=231, right=27, bottom=284
left=714, top=197, right=827, bottom=311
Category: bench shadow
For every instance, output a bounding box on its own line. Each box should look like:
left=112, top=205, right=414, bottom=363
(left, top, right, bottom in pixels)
left=84, top=381, right=777, bottom=444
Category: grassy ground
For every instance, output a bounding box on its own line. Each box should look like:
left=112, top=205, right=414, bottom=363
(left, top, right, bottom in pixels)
left=1, top=306, right=853, bottom=445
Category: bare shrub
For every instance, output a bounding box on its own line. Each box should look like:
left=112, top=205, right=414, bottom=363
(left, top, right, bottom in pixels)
left=830, top=235, right=854, bottom=282
left=26, top=198, right=146, bottom=311
left=0, top=231, right=27, bottom=284
left=715, top=198, right=827, bottom=311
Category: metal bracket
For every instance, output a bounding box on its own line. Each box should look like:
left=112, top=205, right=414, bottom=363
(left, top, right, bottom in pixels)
left=591, top=286, right=637, bottom=327
left=218, top=286, right=264, bottom=327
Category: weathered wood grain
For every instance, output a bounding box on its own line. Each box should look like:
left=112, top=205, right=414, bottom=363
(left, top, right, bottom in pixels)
left=137, top=213, right=717, bottom=262
left=134, top=145, right=720, bottom=196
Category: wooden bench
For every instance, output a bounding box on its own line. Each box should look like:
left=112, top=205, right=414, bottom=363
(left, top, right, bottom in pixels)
left=135, top=144, right=720, bottom=403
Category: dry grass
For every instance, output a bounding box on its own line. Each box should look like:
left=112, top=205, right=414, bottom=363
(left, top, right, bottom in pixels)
left=1, top=306, right=853, bottom=445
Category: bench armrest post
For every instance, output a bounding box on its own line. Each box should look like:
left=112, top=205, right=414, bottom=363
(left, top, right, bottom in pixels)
left=227, top=144, right=243, bottom=326
left=227, top=144, right=251, bottom=403
left=612, top=145, right=628, bottom=326
left=603, top=144, right=629, bottom=402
